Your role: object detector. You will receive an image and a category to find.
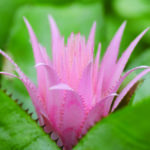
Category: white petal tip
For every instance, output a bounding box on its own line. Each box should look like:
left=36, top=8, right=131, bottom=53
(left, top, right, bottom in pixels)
left=111, top=93, right=118, bottom=97
left=35, top=63, right=46, bottom=68
left=49, top=83, right=73, bottom=91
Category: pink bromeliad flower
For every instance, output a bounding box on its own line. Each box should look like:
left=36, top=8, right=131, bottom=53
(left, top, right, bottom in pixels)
left=0, top=16, right=150, bottom=150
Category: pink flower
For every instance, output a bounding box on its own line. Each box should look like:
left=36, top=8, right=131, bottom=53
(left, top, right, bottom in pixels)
left=0, top=16, right=149, bottom=150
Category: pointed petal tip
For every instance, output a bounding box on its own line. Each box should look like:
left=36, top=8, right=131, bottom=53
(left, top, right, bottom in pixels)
left=145, top=27, right=150, bottom=32
left=23, top=16, right=26, bottom=21
left=48, top=15, right=56, bottom=25
left=91, top=21, right=96, bottom=32
left=48, top=15, right=60, bottom=37
left=122, top=20, right=127, bottom=26
left=23, top=16, right=29, bottom=25
left=119, top=20, right=127, bottom=32
left=93, top=21, right=96, bottom=27
left=48, top=14, right=53, bottom=21
left=23, top=17, right=32, bottom=31
left=111, top=68, right=150, bottom=112
left=140, top=27, right=150, bottom=36
left=120, top=21, right=127, bottom=31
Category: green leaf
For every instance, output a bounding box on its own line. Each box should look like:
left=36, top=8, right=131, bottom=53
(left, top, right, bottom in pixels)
left=127, top=19, right=150, bottom=45
left=0, top=89, right=59, bottom=150
left=113, top=0, right=150, bottom=19
left=104, top=15, right=135, bottom=57
left=1, top=3, right=104, bottom=113
left=74, top=98, right=150, bottom=150
left=112, top=0, right=150, bottom=45
left=0, top=0, right=75, bottom=48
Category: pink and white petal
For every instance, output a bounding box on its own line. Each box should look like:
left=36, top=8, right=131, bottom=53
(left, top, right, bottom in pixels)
left=48, top=15, right=60, bottom=47
left=48, top=15, right=61, bottom=62
left=96, top=68, right=104, bottom=100
left=60, top=90, right=86, bottom=149
left=35, top=63, right=59, bottom=87
left=0, top=50, right=27, bottom=79
left=0, top=72, right=18, bottom=78
left=100, top=22, right=126, bottom=91
left=24, top=18, right=49, bottom=100
left=111, top=28, right=149, bottom=85
left=113, top=66, right=149, bottom=93
left=87, top=22, right=96, bottom=53
left=24, top=18, right=44, bottom=64
left=93, top=43, right=101, bottom=83
left=46, top=84, right=73, bottom=132
left=37, top=64, right=59, bottom=110
left=35, top=63, right=60, bottom=118
left=111, top=68, right=150, bottom=112
left=39, top=44, right=52, bottom=66
left=81, top=94, right=117, bottom=136
left=101, top=21, right=126, bottom=67
left=94, top=43, right=101, bottom=69
left=50, top=83, right=73, bottom=91
left=101, top=66, right=149, bottom=114
left=77, top=62, right=93, bottom=108
left=46, top=90, right=64, bottom=132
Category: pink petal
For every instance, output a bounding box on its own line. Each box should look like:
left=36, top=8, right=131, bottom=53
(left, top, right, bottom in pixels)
left=111, top=28, right=149, bottom=86
left=101, top=21, right=126, bottom=67
left=45, top=84, right=71, bottom=131
left=93, top=43, right=101, bottom=85
left=95, top=43, right=101, bottom=70
left=24, top=18, right=44, bottom=64
left=77, top=62, right=93, bottom=108
left=0, top=72, right=18, bottom=78
left=24, top=18, right=48, bottom=99
left=46, top=89, right=64, bottom=131
left=111, top=68, right=150, bottom=111
left=87, top=22, right=96, bottom=53
left=35, top=63, right=60, bottom=117
left=113, top=66, right=149, bottom=93
left=39, top=44, right=51, bottom=65
left=104, top=66, right=149, bottom=114
left=60, top=91, right=85, bottom=149
left=81, top=93, right=117, bottom=135
left=35, top=63, right=59, bottom=87
left=48, top=15, right=61, bottom=61
left=100, top=22, right=126, bottom=91
left=0, top=50, right=26, bottom=79
left=96, top=67, right=104, bottom=99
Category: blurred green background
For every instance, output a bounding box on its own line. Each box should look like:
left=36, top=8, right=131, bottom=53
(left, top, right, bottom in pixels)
left=0, top=0, right=150, bottom=111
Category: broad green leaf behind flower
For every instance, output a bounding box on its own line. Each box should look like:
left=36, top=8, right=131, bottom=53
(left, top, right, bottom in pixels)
left=0, top=89, right=59, bottom=150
